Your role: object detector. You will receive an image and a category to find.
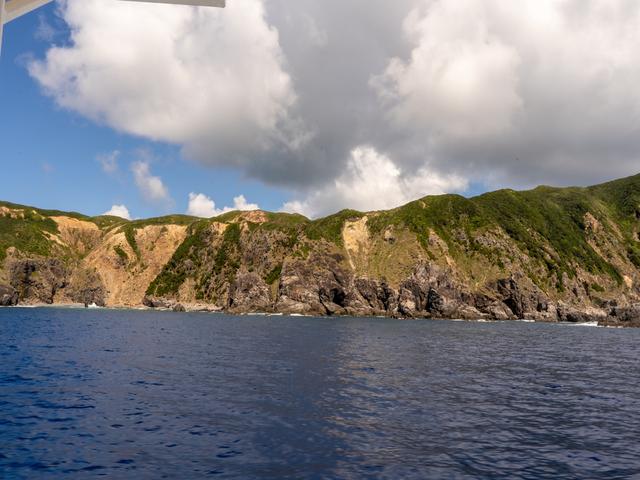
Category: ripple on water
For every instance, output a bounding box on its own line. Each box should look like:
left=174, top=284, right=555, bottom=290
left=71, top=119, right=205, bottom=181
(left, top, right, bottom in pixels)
left=1, top=309, right=640, bottom=479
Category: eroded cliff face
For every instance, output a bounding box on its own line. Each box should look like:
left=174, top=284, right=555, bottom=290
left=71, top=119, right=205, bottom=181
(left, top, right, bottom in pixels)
left=141, top=209, right=640, bottom=326
left=0, top=211, right=188, bottom=307
left=2, top=173, right=640, bottom=326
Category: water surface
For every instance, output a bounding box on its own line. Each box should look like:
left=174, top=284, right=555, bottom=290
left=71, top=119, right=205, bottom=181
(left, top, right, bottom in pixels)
left=1, top=308, right=639, bottom=479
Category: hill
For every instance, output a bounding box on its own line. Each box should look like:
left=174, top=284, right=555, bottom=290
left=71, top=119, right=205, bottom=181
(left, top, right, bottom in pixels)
left=1, top=175, right=640, bottom=326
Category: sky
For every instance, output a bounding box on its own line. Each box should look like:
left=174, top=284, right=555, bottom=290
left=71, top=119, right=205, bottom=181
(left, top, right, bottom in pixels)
left=1, top=0, right=640, bottom=220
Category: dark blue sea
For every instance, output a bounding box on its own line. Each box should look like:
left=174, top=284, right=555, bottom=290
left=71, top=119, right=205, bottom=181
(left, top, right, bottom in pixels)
left=1, top=308, right=639, bottom=479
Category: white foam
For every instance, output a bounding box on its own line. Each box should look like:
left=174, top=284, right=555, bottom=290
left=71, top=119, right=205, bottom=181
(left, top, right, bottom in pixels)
left=564, top=322, right=600, bottom=327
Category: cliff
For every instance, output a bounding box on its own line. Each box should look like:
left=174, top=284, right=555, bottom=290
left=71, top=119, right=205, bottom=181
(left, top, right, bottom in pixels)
left=2, top=174, right=640, bottom=326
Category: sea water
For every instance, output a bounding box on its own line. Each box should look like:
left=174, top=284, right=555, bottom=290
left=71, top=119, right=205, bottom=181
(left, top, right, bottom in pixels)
left=1, top=308, right=639, bottom=479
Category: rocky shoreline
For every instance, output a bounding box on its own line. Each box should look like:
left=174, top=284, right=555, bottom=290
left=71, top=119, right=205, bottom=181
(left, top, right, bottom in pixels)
left=2, top=251, right=640, bottom=328
left=2, top=174, right=640, bottom=329
left=1, top=300, right=638, bottom=328
left=3, top=264, right=638, bottom=327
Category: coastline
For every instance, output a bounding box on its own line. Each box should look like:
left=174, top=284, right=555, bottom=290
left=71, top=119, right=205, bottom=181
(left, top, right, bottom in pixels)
left=1, top=302, right=636, bottom=328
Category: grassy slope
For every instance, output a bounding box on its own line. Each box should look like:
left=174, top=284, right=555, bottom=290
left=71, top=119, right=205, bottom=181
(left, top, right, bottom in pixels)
left=3, top=174, right=640, bottom=294
left=0, top=201, right=194, bottom=262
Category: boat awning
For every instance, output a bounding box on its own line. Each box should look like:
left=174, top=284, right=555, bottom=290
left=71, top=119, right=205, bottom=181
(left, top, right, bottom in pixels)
left=2, top=0, right=224, bottom=25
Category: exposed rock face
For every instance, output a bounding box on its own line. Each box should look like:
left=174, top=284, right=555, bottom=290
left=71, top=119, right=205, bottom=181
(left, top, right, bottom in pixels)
left=277, top=253, right=351, bottom=315
left=65, top=268, right=107, bottom=306
left=0, top=285, right=18, bottom=306
left=228, top=272, right=271, bottom=312
left=9, top=259, right=68, bottom=304
left=603, top=304, right=640, bottom=327
left=82, top=224, right=188, bottom=306
left=2, top=172, right=640, bottom=326
left=143, top=296, right=175, bottom=309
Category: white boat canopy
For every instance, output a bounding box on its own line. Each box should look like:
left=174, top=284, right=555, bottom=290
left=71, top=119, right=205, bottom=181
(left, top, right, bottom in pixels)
left=0, top=0, right=225, bottom=53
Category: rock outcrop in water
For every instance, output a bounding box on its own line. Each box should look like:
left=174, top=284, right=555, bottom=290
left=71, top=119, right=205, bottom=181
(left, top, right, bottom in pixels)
left=2, top=173, right=640, bottom=326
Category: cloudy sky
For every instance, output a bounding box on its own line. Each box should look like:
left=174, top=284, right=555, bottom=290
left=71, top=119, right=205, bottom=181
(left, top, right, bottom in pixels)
left=2, top=0, right=640, bottom=219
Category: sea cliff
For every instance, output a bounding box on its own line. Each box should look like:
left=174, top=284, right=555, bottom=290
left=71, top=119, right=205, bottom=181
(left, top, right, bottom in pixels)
left=2, top=174, right=640, bottom=327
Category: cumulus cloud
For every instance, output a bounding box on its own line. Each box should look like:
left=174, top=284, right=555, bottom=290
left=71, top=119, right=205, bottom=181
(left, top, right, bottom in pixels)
left=131, top=160, right=171, bottom=205
left=103, top=204, right=131, bottom=220
left=98, top=150, right=119, bottom=175
left=282, top=146, right=467, bottom=218
left=187, top=193, right=260, bottom=218
left=374, top=0, right=640, bottom=188
left=29, top=0, right=303, bottom=169
left=29, top=0, right=640, bottom=213
left=372, top=2, right=523, bottom=140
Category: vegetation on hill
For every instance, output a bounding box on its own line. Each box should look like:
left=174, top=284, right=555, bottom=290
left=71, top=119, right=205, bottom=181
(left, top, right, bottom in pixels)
left=0, top=209, right=59, bottom=261
left=2, top=174, right=640, bottom=311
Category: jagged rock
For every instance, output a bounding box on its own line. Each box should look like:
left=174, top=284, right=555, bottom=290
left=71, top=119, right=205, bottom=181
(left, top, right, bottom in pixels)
left=353, top=279, right=396, bottom=314
left=143, top=296, right=174, bottom=309
left=455, top=305, right=486, bottom=320
left=9, top=259, right=68, bottom=304
left=319, top=284, right=348, bottom=315
left=398, top=289, right=419, bottom=317
left=66, top=268, right=107, bottom=307
left=606, top=304, right=640, bottom=326
left=228, top=272, right=271, bottom=312
left=173, top=304, right=186, bottom=312
left=483, top=302, right=514, bottom=320
left=426, top=288, right=446, bottom=315
left=556, top=303, right=606, bottom=323
left=183, top=303, right=223, bottom=313
left=3, top=174, right=640, bottom=324
left=494, top=275, right=550, bottom=319
left=277, top=254, right=351, bottom=315
left=0, top=285, right=18, bottom=306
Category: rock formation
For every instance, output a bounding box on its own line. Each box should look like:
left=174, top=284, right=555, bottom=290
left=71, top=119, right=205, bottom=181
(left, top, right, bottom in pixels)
left=2, top=173, right=640, bottom=326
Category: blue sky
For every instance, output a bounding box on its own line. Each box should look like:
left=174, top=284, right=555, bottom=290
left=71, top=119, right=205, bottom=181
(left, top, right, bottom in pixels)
left=2, top=1, right=639, bottom=219
left=0, top=4, right=288, bottom=219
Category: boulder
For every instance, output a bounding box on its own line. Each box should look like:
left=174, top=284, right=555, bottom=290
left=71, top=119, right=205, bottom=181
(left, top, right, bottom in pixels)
left=0, top=285, right=18, bottom=306
left=607, top=304, right=640, bottom=327
left=143, top=296, right=174, bottom=309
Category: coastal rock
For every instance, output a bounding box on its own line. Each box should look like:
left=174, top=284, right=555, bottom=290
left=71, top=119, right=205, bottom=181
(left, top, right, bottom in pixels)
left=9, top=259, right=68, bottom=304
left=183, top=303, right=223, bottom=313
left=556, top=303, right=606, bottom=323
left=493, top=275, right=550, bottom=319
left=3, top=173, right=640, bottom=325
left=66, top=268, right=107, bottom=307
left=353, top=278, right=395, bottom=313
left=228, top=271, right=271, bottom=312
left=143, top=296, right=175, bottom=309
left=0, top=285, right=18, bottom=306
left=277, top=254, right=351, bottom=315
left=604, top=304, right=640, bottom=327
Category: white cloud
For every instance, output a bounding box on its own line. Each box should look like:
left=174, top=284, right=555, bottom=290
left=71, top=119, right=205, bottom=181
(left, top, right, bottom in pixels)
left=231, top=195, right=260, bottom=212
left=35, top=13, right=56, bottom=42
left=282, top=146, right=467, bottom=218
left=27, top=0, right=640, bottom=203
left=373, top=0, right=640, bottom=187
left=373, top=1, right=522, bottom=140
left=103, top=204, right=131, bottom=220
left=186, top=193, right=216, bottom=218
left=187, top=193, right=260, bottom=218
left=29, top=0, right=302, bottom=163
left=98, top=150, right=119, bottom=175
left=131, top=160, right=171, bottom=205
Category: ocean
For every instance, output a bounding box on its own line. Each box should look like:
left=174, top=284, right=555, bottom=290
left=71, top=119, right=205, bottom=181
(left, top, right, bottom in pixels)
left=1, top=308, right=639, bottom=479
